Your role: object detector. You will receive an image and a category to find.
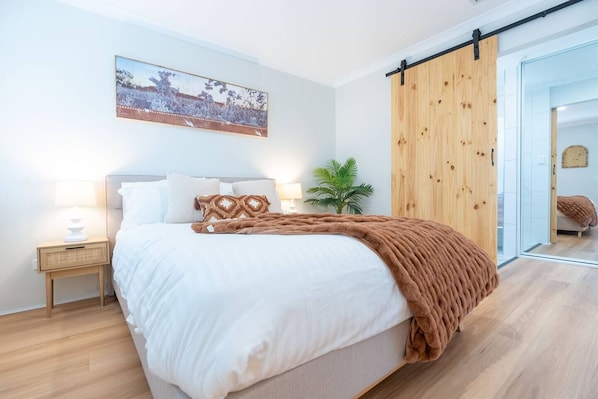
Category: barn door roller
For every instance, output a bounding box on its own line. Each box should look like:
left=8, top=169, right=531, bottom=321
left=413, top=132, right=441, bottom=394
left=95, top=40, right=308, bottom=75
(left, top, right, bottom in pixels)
left=472, top=29, right=481, bottom=60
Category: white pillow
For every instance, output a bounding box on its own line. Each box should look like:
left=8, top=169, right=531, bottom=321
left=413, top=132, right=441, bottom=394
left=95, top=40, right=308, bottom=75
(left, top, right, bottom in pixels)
left=118, top=179, right=167, bottom=230
left=164, top=173, right=220, bottom=223
left=232, top=179, right=283, bottom=213
left=219, top=181, right=234, bottom=195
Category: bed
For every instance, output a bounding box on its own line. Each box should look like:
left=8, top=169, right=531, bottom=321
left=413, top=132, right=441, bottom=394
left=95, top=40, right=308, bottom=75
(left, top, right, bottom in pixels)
left=106, top=174, right=498, bottom=399
left=556, top=195, right=598, bottom=237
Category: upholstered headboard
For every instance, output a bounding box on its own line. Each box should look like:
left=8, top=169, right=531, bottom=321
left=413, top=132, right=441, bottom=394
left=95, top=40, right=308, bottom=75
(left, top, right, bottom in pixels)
left=104, top=175, right=272, bottom=258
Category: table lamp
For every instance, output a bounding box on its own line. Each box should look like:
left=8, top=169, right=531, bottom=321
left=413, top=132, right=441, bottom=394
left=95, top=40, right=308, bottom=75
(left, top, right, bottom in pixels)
left=55, top=180, right=96, bottom=242
left=278, top=183, right=302, bottom=214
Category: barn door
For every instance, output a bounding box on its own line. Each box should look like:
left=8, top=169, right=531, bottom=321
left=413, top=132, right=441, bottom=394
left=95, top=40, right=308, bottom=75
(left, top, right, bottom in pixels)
left=391, top=36, right=497, bottom=262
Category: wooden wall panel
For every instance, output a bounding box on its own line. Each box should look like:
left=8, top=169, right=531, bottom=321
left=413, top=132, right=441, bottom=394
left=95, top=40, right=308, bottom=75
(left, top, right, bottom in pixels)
left=391, top=36, right=497, bottom=262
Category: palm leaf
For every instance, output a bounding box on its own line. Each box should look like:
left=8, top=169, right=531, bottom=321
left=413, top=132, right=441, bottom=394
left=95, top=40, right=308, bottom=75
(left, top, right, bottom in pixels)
left=304, top=157, right=373, bottom=214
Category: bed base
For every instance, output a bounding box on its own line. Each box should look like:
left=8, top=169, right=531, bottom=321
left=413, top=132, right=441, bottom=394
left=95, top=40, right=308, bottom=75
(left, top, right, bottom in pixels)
left=106, top=175, right=409, bottom=399
left=115, top=281, right=409, bottom=399
left=557, top=212, right=589, bottom=237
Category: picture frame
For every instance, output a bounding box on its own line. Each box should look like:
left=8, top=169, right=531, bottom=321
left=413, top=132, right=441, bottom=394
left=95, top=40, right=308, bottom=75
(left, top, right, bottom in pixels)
left=562, top=145, right=588, bottom=168
left=115, top=56, right=268, bottom=137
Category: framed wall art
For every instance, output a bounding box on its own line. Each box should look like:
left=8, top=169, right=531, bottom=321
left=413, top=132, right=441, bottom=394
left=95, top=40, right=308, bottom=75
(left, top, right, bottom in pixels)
left=562, top=145, right=588, bottom=168
left=115, top=56, right=268, bottom=137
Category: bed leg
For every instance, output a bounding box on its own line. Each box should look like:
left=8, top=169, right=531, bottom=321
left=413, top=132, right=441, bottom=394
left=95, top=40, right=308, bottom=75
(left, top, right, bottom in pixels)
left=457, top=322, right=465, bottom=332
left=578, top=231, right=582, bottom=238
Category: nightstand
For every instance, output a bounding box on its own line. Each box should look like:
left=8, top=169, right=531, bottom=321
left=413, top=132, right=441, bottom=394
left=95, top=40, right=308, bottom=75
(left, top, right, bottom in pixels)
left=37, top=237, right=109, bottom=317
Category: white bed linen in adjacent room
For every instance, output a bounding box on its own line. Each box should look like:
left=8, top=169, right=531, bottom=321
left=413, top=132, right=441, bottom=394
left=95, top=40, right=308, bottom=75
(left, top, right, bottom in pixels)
left=113, top=223, right=411, bottom=399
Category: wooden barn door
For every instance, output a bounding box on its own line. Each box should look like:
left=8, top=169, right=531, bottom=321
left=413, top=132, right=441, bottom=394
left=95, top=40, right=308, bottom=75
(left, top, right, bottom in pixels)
left=391, top=36, right=497, bottom=262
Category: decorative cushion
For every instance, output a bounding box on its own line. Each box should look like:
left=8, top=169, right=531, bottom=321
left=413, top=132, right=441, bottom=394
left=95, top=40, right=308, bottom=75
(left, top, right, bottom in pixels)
left=195, top=194, right=270, bottom=222
left=232, top=179, right=283, bottom=213
left=164, top=173, right=220, bottom=223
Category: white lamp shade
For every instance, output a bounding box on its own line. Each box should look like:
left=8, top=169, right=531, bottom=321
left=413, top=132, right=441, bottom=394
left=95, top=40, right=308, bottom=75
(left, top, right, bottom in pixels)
left=278, top=183, right=303, bottom=200
left=55, top=180, right=96, bottom=207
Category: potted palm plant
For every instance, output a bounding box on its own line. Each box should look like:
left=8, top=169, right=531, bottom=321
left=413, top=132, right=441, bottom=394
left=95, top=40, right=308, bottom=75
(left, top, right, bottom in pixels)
left=304, top=157, right=374, bottom=214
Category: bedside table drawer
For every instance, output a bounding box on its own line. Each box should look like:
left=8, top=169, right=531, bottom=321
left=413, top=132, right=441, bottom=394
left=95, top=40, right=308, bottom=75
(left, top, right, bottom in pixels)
left=38, top=242, right=109, bottom=271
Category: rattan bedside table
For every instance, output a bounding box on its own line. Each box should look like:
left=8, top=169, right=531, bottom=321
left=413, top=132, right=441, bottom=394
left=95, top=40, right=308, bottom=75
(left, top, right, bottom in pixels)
left=37, top=237, right=109, bottom=317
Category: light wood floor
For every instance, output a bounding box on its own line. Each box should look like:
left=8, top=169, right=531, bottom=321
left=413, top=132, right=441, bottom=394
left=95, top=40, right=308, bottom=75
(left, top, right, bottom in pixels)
left=1, top=257, right=597, bottom=399
left=0, top=297, right=151, bottom=399
left=363, top=258, right=598, bottom=399
left=527, top=228, right=598, bottom=263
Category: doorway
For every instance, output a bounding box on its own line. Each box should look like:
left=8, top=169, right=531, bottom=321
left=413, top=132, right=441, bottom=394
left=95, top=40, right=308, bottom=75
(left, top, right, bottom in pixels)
left=525, top=99, right=598, bottom=263
left=519, top=40, right=598, bottom=266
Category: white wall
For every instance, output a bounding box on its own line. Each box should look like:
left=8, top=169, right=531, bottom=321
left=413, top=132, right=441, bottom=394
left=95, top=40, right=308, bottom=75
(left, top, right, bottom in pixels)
left=521, top=87, right=552, bottom=249
left=557, top=123, right=598, bottom=202
left=496, top=63, right=519, bottom=260
left=0, top=0, right=335, bottom=314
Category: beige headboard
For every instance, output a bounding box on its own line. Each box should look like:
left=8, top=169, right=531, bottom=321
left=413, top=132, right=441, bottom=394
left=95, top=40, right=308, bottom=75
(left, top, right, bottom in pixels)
left=105, top=175, right=270, bottom=258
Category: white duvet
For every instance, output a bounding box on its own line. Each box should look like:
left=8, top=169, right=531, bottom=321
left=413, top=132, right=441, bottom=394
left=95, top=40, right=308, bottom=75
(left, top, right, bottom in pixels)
left=112, top=223, right=411, bottom=399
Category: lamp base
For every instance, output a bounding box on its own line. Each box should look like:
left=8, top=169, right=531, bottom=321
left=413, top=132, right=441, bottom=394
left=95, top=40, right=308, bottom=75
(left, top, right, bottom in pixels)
left=286, top=199, right=297, bottom=214
left=64, top=216, right=88, bottom=243
left=64, top=231, right=88, bottom=243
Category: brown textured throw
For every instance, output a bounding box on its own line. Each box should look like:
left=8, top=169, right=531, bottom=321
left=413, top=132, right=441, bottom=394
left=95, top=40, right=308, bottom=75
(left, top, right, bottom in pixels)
left=191, top=213, right=499, bottom=363
left=557, top=195, right=598, bottom=228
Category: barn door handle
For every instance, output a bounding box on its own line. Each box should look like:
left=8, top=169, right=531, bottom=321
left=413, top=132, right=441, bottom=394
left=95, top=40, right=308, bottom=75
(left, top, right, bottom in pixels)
left=491, top=148, right=494, bottom=166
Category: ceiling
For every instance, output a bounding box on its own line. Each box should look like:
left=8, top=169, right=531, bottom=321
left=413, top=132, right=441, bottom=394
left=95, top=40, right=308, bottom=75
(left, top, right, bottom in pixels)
left=58, top=0, right=571, bottom=87
left=558, top=99, right=598, bottom=128
left=522, top=38, right=598, bottom=128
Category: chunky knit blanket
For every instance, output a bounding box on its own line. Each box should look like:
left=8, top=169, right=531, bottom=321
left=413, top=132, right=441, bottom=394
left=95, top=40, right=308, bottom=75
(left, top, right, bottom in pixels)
left=557, top=195, right=598, bottom=228
left=192, top=213, right=499, bottom=363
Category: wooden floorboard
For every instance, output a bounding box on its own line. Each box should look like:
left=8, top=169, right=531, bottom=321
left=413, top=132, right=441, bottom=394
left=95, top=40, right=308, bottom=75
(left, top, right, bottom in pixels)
left=362, top=258, right=598, bottom=399
left=527, top=228, right=598, bottom=263
left=0, top=297, right=151, bottom=399
left=1, top=257, right=596, bottom=398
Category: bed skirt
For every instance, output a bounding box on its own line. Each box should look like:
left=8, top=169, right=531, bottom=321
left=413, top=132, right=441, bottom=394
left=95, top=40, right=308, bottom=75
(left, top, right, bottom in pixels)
left=113, top=280, right=409, bottom=399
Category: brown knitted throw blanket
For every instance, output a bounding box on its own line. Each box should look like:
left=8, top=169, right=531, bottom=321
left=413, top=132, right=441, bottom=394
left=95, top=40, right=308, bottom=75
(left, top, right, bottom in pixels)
left=191, top=213, right=498, bottom=363
left=557, top=195, right=598, bottom=228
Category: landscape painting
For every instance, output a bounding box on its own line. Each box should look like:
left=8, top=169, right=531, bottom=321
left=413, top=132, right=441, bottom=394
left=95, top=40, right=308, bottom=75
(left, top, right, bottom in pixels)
left=115, top=56, right=268, bottom=137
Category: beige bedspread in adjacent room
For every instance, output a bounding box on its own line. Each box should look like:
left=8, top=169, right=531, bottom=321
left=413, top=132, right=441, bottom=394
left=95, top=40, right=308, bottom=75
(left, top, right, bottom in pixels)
left=192, top=213, right=499, bottom=363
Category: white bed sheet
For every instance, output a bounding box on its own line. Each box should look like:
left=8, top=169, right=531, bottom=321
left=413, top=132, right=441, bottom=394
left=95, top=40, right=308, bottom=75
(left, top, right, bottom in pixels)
left=113, top=223, right=411, bottom=399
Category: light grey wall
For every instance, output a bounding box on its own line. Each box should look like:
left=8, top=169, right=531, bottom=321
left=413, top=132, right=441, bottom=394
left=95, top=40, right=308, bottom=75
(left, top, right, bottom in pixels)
left=335, top=70, right=391, bottom=215
left=0, top=0, right=335, bottom=314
